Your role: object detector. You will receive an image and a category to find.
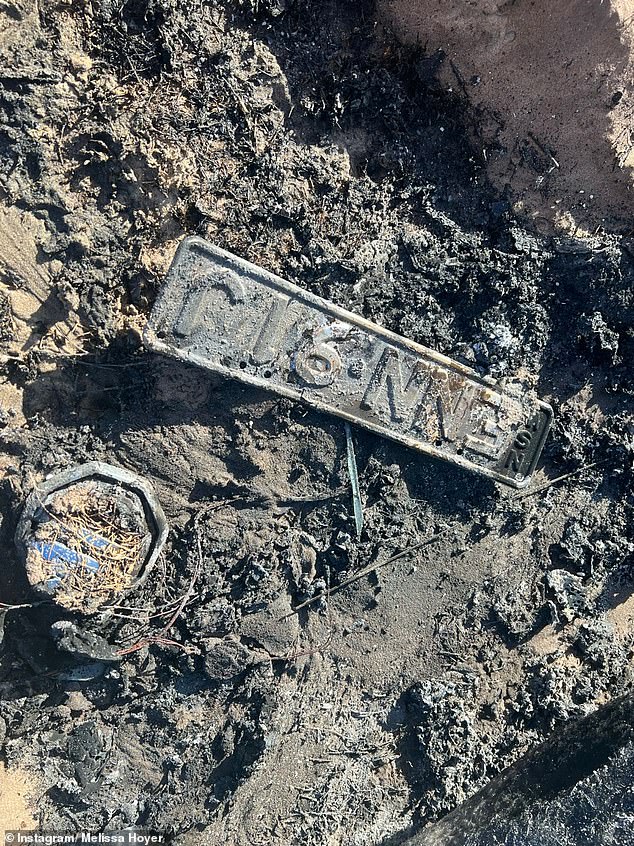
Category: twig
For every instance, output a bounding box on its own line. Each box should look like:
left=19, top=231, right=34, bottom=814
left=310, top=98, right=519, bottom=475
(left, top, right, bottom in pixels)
left=344, top=422, right=363, bottom=539
left=277, top=487, right=347, bottom=506
left=103, top=595, right=195, bottom=620
left=448, top=58, right=468, bottom=97
left=0, top=600, right=49, bottom=611
left=259, top=563, right=335, bottom=663
left=115, top=518, right=204, bottom=656
left=512, top=460, right=609, bottom=500
left=158, top=534, right=203, bottom=635
left=257, top=632, right=334, bottom=664
left=281, top=528, right=451, bottom=619
left=116, top=635, right=198, bottom=656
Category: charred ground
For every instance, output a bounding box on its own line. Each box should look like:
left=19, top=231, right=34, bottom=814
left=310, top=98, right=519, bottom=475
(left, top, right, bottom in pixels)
left=0, top=0, right=633, bottom=843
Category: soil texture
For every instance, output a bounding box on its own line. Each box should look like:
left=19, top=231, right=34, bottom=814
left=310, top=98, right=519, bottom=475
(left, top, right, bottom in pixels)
left=0, top=0, right=633, bottom=844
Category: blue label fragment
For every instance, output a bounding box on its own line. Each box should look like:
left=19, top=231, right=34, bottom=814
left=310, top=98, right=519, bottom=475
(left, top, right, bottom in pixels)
left=31, top=541, right=100, bottom=591
left=81, top=531, right=110, bottom=549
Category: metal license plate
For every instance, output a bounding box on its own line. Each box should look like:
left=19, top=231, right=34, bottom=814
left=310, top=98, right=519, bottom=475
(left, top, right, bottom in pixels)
left=144, top=237, right=552, bottom=488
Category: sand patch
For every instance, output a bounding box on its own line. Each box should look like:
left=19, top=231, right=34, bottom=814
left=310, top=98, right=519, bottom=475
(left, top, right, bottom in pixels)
left=0, top=763, right=38, bottom=830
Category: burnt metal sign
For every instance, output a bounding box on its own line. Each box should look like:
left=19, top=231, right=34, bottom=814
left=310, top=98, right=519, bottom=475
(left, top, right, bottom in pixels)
left=144, top=237, right=552, bottom=488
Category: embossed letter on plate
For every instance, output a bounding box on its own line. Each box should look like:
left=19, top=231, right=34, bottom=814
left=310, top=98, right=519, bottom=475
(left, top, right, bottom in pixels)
left=144, top=237, right=552, bottom=488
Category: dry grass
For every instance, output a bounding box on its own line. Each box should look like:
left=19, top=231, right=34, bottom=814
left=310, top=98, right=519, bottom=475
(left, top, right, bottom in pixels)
left=27, top=484, right=145, bottom=612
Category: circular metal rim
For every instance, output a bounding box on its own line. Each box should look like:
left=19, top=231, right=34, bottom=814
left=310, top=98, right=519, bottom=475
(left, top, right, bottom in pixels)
left=15, top=461, right=168, bottom=603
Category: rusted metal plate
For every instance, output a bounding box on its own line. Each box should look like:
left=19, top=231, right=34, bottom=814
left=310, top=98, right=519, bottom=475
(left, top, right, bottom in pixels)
left=144, top=237, right=552, bottom=488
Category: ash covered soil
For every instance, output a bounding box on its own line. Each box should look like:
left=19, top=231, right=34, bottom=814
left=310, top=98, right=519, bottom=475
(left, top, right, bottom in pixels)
left=0, top=0, right=633, bottom=843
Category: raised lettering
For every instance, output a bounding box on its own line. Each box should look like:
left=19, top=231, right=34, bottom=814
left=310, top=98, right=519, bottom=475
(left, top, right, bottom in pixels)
left=251, top=293, right=291, bottom=365
left=174, top=272, right=245, bottom=337
left=361, top=348, right=432, bottom=424
left=514, top=430, right=532, bottom=449
left=462, top=392, right=504, bottom=460
left=504, top=449, right=522, bottom=472
left=294, top=342, right=341, bottom=387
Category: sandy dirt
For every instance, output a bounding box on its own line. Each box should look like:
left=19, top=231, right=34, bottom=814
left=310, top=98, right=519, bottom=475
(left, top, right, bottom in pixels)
left=381, top=0, right=634, bottom=234
left=0, top=763, right=37, bottom=830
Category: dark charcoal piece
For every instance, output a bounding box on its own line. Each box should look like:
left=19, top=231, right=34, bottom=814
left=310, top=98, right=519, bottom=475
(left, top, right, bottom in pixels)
left=50, top=620, right=120, bottom=662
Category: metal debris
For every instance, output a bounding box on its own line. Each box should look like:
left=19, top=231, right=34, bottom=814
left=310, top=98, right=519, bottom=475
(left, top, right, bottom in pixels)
left=15, top=462, right=168, bottom=613
left=144, top=237, right=552, bottom=487
left=344, top=422, right=364, bottom=538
